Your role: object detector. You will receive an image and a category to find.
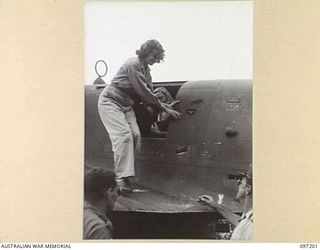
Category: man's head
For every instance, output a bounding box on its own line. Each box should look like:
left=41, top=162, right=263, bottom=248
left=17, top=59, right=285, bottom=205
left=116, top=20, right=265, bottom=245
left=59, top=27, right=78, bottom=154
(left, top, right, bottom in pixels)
left=154, top=87, right=174, bottom=104
left=136, top=39, right=165, bottom=66
left=84, top=168, right=119, bottom=211
left=235, top=164, right=252, bottom=201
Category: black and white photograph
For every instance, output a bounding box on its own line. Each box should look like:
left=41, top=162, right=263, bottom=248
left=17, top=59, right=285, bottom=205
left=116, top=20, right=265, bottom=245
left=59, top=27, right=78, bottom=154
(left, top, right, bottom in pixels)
left=84, top=1, right=253, bottom=240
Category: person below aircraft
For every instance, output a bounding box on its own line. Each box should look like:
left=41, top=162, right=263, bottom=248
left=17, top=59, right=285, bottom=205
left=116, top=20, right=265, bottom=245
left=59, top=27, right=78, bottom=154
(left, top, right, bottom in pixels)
left=198, top=164, right=253, bottom=240
left=83, top=169, right=120, bottom=239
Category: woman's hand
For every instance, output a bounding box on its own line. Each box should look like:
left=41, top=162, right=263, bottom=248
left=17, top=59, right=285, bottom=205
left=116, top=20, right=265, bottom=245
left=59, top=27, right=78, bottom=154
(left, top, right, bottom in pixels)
left=169, top=100, right=181, bottom=107
left=162, top=100, right=180, bottom=109
left=165, top=107, right=182, bottom=119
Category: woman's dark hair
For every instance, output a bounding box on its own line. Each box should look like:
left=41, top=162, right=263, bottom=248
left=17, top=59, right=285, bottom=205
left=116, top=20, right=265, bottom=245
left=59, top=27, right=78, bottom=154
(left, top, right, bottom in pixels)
left=84, top=168, right=117, bottom=203
left=136, top=39, right=165, bottom=62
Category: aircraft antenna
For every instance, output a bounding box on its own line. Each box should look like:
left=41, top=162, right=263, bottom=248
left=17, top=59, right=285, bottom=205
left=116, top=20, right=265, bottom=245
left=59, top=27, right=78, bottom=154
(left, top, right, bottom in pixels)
left=93, top=60, right=108, bottom=85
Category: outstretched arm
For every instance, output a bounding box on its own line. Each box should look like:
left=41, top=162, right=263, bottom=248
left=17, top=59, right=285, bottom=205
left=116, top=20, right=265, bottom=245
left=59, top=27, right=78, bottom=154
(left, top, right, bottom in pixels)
left=127, top=62, right=162, bottom=108
left=127, top=63, right=182, bottom=119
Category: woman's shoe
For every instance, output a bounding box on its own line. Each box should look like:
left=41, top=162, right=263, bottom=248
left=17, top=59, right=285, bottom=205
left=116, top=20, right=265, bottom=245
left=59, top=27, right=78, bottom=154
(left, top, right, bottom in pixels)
left=117, top=178, right=133, bottom=193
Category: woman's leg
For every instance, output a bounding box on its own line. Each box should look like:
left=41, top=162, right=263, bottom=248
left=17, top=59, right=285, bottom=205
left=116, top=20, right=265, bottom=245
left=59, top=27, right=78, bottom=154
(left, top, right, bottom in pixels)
left=98, top=101, right=135, bottom=180
left=124, top=109, right=141, bottom=153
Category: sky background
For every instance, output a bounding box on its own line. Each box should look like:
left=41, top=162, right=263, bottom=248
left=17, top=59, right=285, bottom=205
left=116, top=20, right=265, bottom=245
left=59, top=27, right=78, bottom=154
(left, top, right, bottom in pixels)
left=85, top=1, right=253, bottom=85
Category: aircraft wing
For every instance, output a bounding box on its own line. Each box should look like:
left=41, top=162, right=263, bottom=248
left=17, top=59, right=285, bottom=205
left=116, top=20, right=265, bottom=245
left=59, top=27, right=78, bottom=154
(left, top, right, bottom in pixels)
left=114, top=184, right=214, bottom=213
left=86, top=158, right=243, bottom=214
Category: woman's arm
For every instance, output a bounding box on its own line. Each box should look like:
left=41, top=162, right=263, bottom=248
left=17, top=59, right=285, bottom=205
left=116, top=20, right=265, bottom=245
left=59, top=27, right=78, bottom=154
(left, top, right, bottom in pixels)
left=127, top=62, right=162, bottom=108
left=127, top=63, right=181, bottom=119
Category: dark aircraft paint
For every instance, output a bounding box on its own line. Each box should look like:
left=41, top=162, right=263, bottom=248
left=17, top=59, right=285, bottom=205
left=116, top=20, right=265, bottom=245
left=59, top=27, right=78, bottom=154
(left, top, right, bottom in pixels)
left=85, top=79, right=252, bottom=238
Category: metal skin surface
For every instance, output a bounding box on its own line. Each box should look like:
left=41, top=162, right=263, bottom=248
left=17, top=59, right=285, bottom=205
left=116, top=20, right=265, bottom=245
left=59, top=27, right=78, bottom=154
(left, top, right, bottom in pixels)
left=85, top=80, right=252, bottom=214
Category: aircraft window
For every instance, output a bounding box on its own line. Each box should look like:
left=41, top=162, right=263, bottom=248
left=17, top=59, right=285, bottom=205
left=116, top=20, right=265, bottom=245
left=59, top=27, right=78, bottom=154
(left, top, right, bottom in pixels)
left=134, top=104, right=170, bottom=138
left=135, top=86, right=178, bottom=138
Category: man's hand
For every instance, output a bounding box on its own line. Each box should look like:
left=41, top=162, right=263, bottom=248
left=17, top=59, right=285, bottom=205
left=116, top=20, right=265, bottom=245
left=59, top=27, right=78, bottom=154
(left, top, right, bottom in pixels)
left=198, top=195, right=219, bottom=208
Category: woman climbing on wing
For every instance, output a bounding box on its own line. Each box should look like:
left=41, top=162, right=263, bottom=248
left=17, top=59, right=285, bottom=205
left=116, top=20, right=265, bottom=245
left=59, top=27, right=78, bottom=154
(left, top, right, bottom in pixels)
left=98, top=39, right=182, bottom=192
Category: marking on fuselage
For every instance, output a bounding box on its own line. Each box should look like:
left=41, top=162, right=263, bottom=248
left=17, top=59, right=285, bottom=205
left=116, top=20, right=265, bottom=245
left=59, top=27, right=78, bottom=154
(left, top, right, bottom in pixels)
left=176, top=145, right=189, bottom=155
left=200, top=150, right=211, bottom=159
left=226, top=103, right=240, bottom=111
left=186, top=109, right=197, bottom=115
left=226, top=97, right=241, bottom=111
left=191, top=99, right=203, bottom=105
left=227, top=97, right=241, bottom=103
